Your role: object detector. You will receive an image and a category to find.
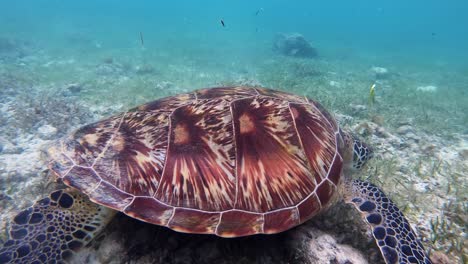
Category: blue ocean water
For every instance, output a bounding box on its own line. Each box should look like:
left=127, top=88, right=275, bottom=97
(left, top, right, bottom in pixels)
left=2, top=0, right=468, bottom=66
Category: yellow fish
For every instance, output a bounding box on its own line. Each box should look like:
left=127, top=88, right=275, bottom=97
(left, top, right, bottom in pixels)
left=369, top=83, right=376, bottom=105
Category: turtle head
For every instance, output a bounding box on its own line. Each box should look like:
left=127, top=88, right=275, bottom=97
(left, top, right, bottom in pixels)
left=351, top=136, right=373, bottom=170
left=340, top=129, right=373, bottom=173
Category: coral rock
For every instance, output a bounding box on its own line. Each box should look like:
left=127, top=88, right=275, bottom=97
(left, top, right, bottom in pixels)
left=396, top=125, right=414, bottom=135
left=66, top=83, right=83, bottom=94
left=273, top=33, right=318, bottom=58
left=370, top=66, right=389, bottom=79
left=416, top=85, right=438, bottom=92
left=292, top=227, right=369, bottom=264
left=37, top=125, right=58, bottom=140
left=430, top=251, right=451, bottom=264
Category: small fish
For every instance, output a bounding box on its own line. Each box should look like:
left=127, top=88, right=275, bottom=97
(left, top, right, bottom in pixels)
left=140, top=32, right=144, bottom=46
left=369, top=83, right=376, bottom=105
left=220, top=19, right=225, bottom=27
left=255, top=8, right=264, bottom=16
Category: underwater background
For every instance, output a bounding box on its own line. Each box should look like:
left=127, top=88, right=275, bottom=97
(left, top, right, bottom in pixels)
left=0, top=0, right=467, bottom=263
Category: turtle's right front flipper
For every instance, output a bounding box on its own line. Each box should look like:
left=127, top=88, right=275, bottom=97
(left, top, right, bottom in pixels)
left=345, top=180, right=432, bottom=264
left=0, top=189, right=115, bottom=263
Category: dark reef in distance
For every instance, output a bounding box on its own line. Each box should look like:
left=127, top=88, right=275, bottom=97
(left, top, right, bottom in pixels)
left=273, top=33, right=318, bottom=58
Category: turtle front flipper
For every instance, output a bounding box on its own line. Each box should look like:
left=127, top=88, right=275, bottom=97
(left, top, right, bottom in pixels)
left=345, top=179, right=432, bottom=264
left=0, top=189, right=116, bottom=263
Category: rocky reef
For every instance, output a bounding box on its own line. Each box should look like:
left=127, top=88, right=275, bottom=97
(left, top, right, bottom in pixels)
left=273, top=33, right=318, bottom=58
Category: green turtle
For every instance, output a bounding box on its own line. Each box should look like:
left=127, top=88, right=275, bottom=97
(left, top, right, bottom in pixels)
left=0, top=86, right=432, bottom=263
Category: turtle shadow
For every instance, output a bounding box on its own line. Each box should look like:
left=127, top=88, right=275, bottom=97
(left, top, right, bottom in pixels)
left=106, top=213, right=298, bottom=264
left=77, top=202, right=384, bottom=264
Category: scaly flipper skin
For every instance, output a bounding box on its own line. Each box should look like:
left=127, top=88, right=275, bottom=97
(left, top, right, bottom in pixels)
left=0, top=189, right=115, bottom=263
left=345, top=180, right=432, bottom=264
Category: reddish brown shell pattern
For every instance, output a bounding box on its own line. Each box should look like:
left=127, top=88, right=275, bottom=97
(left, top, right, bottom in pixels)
left=48, top=86, right=344, bottom=237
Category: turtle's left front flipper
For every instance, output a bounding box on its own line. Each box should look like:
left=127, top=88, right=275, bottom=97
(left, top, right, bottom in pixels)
left=0, top=189, right=115, bottom=263
left=344, top=179, right=432, bottom=264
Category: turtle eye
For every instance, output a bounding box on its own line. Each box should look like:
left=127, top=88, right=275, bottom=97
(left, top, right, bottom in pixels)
left=352, top=138, right=373, bottom=169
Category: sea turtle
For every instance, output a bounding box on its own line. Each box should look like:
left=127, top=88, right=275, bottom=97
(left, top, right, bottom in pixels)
left=0, top=86, right=432, bottom=264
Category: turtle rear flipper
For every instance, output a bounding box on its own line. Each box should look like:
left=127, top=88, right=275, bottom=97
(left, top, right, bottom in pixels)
left=345, top=180, right=432, bottom=264
left=0, top=189, right=115, bottom=263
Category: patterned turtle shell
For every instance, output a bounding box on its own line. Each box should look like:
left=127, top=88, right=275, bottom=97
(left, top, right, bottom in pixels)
left=48, top=86, right=344, bottom=237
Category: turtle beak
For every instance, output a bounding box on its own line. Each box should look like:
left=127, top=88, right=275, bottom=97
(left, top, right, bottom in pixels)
left=352, top=138, right=373, bottom=170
